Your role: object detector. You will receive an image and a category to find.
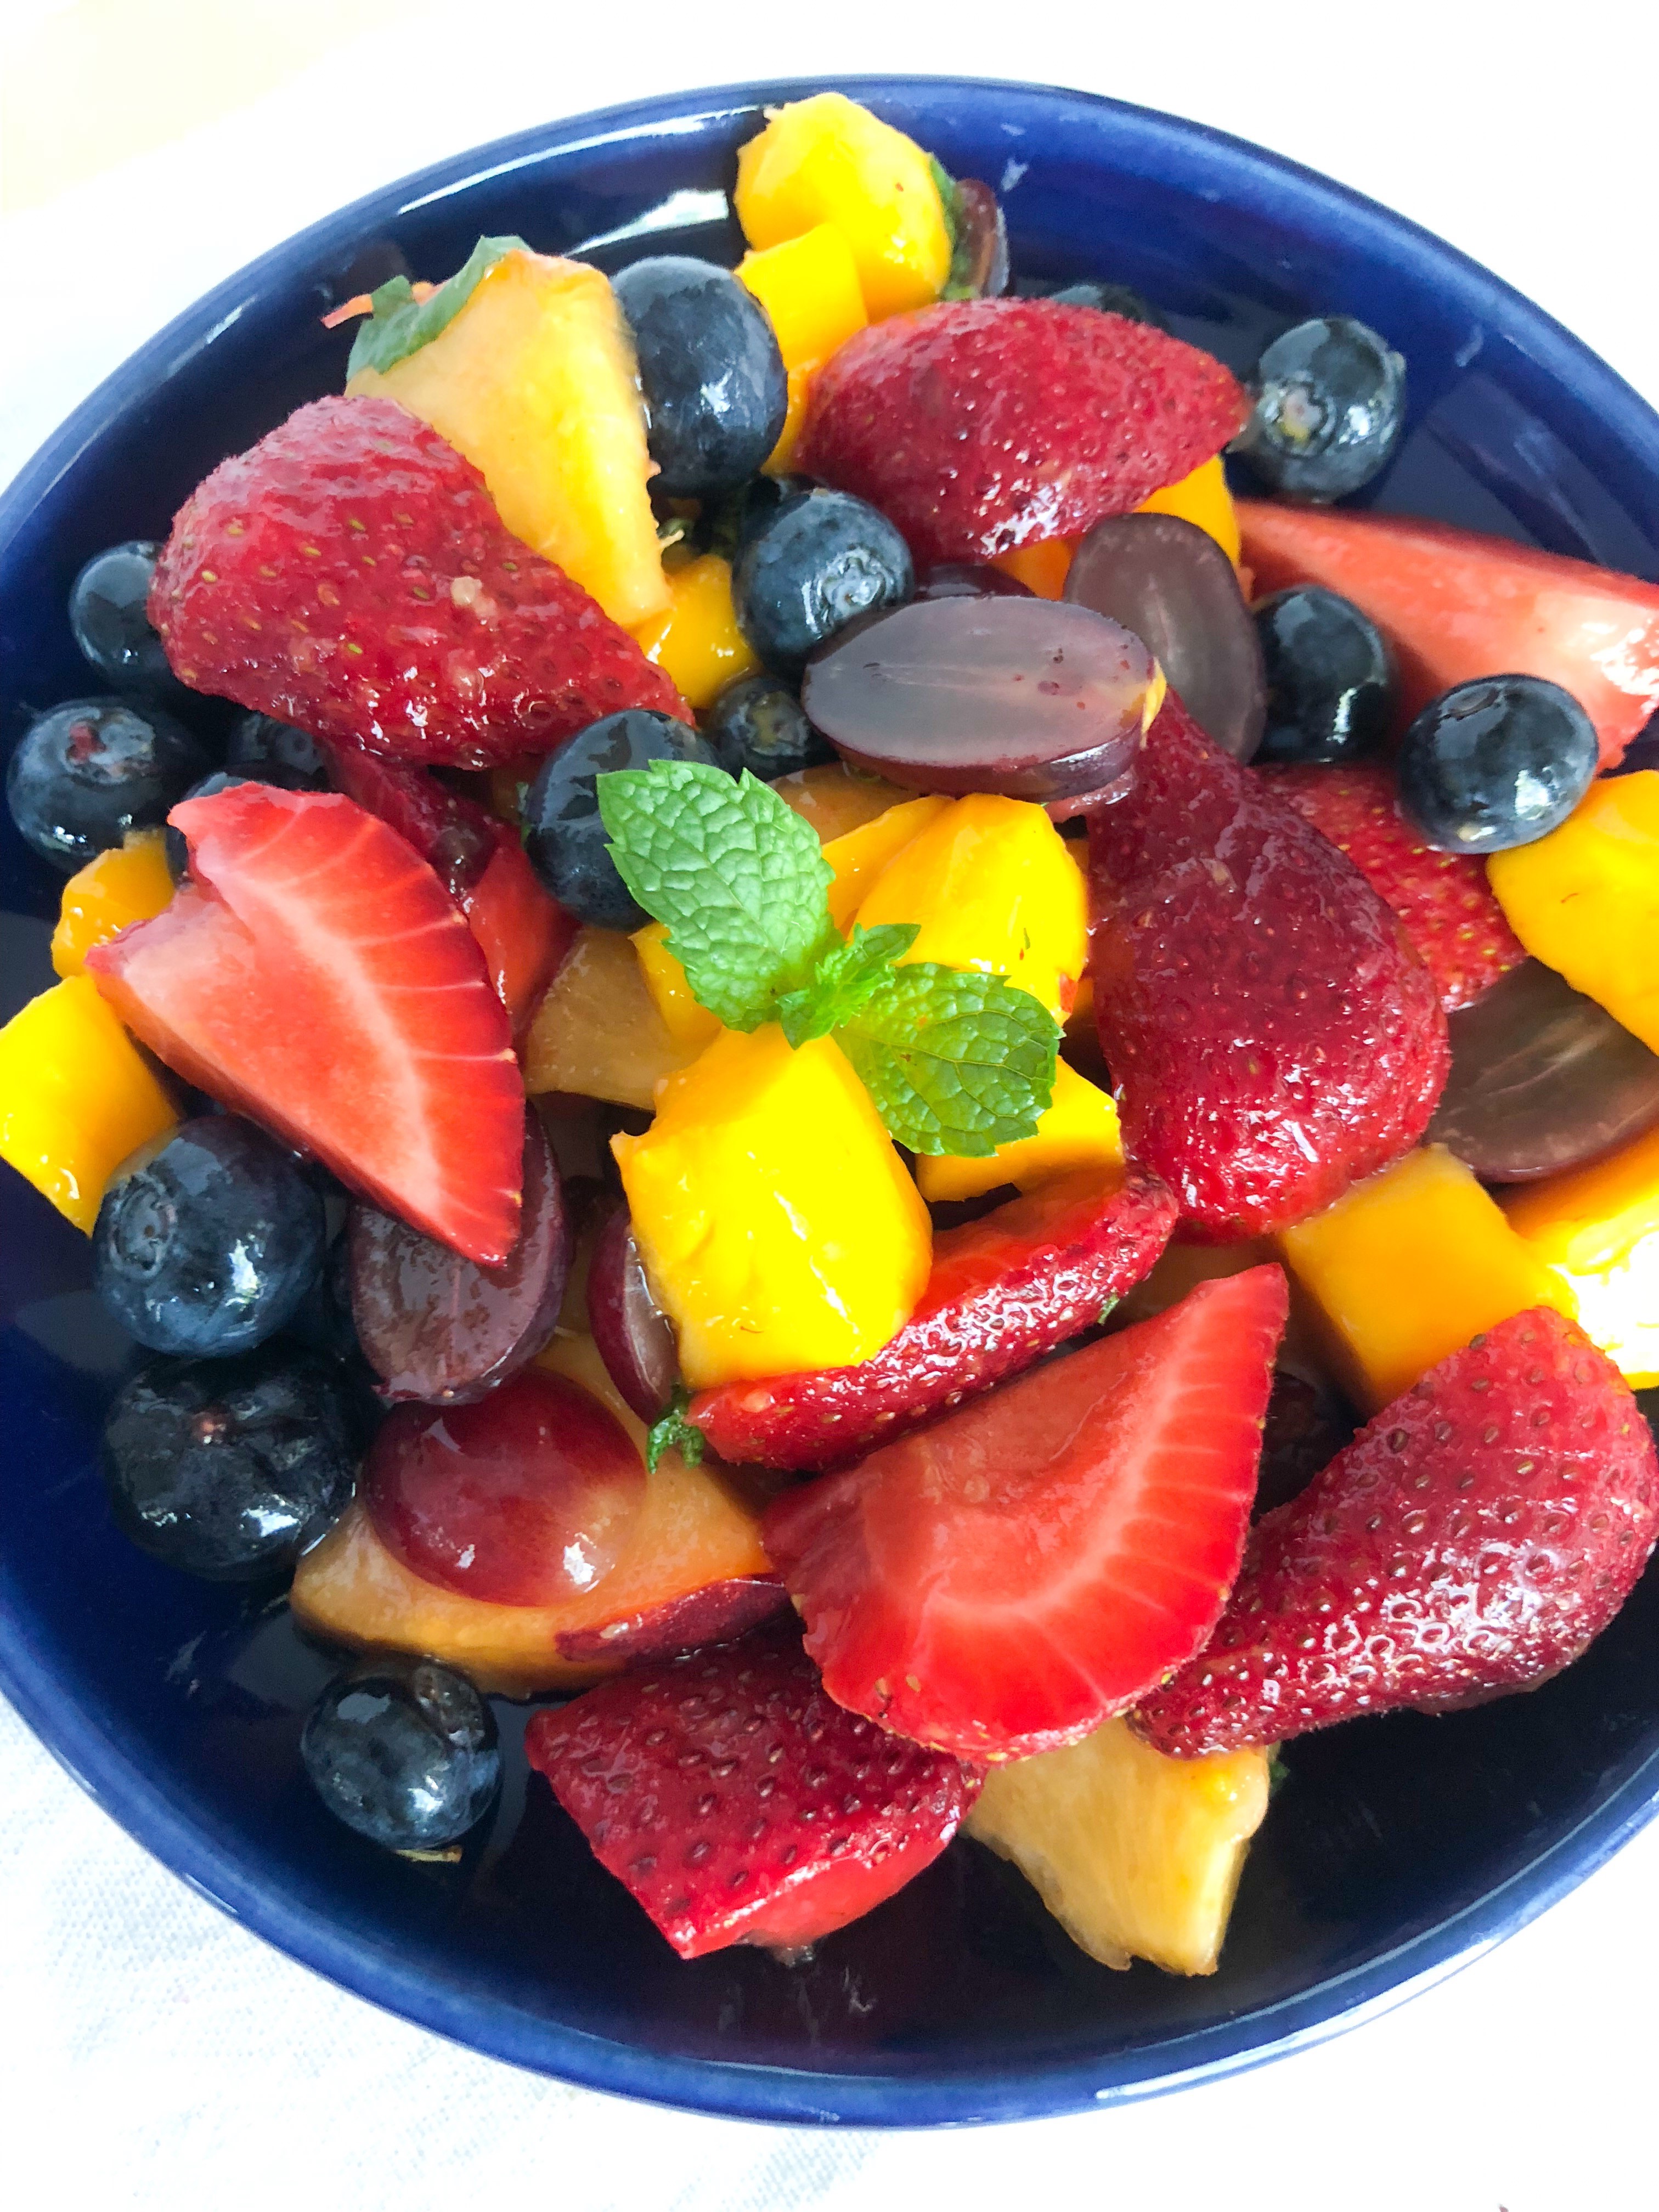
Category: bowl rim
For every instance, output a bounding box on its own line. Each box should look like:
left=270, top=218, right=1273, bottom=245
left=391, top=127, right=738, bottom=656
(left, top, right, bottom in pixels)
left=5, top=71, right=1659, bottom=2129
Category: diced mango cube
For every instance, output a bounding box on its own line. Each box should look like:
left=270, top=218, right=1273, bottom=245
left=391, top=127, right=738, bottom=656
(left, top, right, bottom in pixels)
left=1136, top=454, right=1242, bottom=566
left=854, top=793, right=1087, bottom=1023
left=613, top=1025, right=930, bottom=1387
left=1503, top=1124, right=1659, bottom=1387
left=0, top=976, right=178, bottom=1231
left=522, top=926, right=702, bottom=1111
left=735, top=93, right=952, bottom=321
left=771, top=763, right=911, bottom=842
left=917, top=1059, right=1123, bottom=1203
left=629, top=552, right=759, bottom=712
left=965, top=1716, right=1271, bottom=1975
left=50, top=828, right=174, bottom=978
left=990, top=539, right=1077, bottom=600
left=1279, top=1144, right=1577, bottom=1413
left=738, top=223, right=868, bottom=371
left=630, top=922, right=723, bottom=1057
left=1488, top=772, right=1659, bottom=1053
left=821, top=794, right=951, bottom=929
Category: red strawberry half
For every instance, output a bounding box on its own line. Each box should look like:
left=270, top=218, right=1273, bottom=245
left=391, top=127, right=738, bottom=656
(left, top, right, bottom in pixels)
left=524, top=1620, right=980, bottom=1959
left=1259, top=760, right=1526, bottom=1012
left=149, top=394, right=691, bottom=769
left=691, top=1165, right=1177, bottom=1472
left=1133, top=1306, right=1659, bottom=1757
left=320, top=740, right=575, bottom=1031
left=763, top=1266, right=1288, bottom=1763
left=1238, top=500, right=1659, bottom=770
left=797, top=300, right=1248, bottom=569
left=1088, top=693, right=1450, bottom=1239
left=88, top=781, right=523, bottom=1265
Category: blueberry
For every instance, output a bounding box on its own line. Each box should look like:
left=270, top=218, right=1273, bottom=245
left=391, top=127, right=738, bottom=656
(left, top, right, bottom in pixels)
left=68, top=541, right=184, bottom=699
left=1235, top=314, right=1407, bottom=502
left=613, top=256, right=788, bottom=500
left=524, top=708, right=725, bottom=929
left=226, top=713, right=329, bottom=789
left=94, top=1115, right=326, bottom=1356
left=706, top=473, right=814, bottom=565
left=703, top=674, right=830, bottom=781
left=301, top=1656, right=500, bottom=1852
left=735, top=488, right=914, bottom=676
left=6, top=698, right=210, bottom=872
left=102, top=1343, right=356, bottom=1579
left=1048, top=280, right=1166, bottom=329
left=1252, top=586, right=1396, bottom=764
left=1397, top=675, right=1599, bottom=854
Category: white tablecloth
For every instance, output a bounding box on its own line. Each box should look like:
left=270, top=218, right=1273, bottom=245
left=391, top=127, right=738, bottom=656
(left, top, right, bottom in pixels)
left=5, top=6, right=1657, bottom=2205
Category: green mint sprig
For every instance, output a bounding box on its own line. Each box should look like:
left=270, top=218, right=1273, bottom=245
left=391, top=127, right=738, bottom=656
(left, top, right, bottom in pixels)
left=646, top=1385, right=706, bottom=1475
left=347, top=235, right=529, bottom=379
left=597, top=761, right=1058, bottom=1156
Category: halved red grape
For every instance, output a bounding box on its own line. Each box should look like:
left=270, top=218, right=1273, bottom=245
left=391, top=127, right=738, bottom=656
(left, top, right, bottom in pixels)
left=588, top=1199, right=680, bottom=1421
left=348, top=1115, right=569, bottom=1404
left=366, top=1368, right=646, bottom=1607
left=1427, top=957, right=1659, bottom=1182
left=801, top=596, right=1160, bottom=799
left=1064, top=513, right=1266, bottom=761
left=953, top=180, right=1010, bottom=298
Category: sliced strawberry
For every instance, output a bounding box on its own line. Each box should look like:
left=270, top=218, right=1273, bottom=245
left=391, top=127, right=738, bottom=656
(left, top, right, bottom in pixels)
left=149, top=394, right=691, bottom=769
left=763, top=1266, right=1288, bottom=1762
left=1258, top=760, right=1527, bottom=1012
left=320, top=741, right=575, bottom=1031
left=1238, top=500, right=1659, bottom=770
left=88, top=782, right=523, bottom=1265
left=690, top=1166, right=1178, bottom=1472
left=1133, top=1305, right=1659, bottom=1756
left=524, top=1620, right=980, bottom=1959
left=1089, top=693, right=1449, bottom=1238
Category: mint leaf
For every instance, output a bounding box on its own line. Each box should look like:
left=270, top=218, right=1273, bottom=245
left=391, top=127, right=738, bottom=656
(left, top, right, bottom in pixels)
left=836, top=964, right=1058, bottom=1156
left=777, top=923, right=919, bottom=1047
left=347, top=234, right=529, bottom=379
left=646, top=1387, right=705, bottom=1475
left=598, top=764, right=836, bottom=1032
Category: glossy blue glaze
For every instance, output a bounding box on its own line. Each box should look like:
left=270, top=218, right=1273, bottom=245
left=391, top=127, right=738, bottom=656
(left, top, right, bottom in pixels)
left=5, top=77, right=1659, bottom=2129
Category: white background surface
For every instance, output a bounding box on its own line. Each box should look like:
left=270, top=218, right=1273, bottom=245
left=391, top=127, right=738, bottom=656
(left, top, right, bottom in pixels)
left=4, top=4, right=1658, bottom=2205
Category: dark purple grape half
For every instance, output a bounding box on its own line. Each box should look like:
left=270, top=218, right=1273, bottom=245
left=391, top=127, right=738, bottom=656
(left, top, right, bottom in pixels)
left=801, top=596, right=1159, bottom=800
left=588, top=1199, right=680, bottom=1422
left=952, top=180, right=1010, bottom=298
left=1427, top=957, right=1659, bottom=1182
left=1063, top=512, right=1267, bottom=761
left=348, top=1115, right=569, bottom=1404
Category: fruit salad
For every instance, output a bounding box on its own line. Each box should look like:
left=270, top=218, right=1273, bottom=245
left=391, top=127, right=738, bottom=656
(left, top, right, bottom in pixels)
left=9, top=88, right=1659, bottom=1982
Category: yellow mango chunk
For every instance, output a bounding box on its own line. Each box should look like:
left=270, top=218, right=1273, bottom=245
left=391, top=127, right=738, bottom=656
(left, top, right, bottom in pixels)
left=0, top=976, right=177, bottom=1231
left=821, top=794, right=951, bottom=929
left=50, top=828, right=173, bottom=978
left=349, top=249, right=668, bottom=629
left=855, top=793, right=1088, bottom=1022
left=966, top=1717, right=1271, bottom=1975
left=522, top=927, right=701, bottom=1111
left=917, top=1059, right=1123, bottom=1203
left=1279, top=1144, right=1577, bottom=1413
left=613, top=1025, right=930, bottom=1387
left=629, top=552, right=759, bottom=712
left=735, top=93, right=952, bottom=321
left=771, top=761, right=910, bottom=842
left=1136, top=454, right=1242, bottom=566
left=1488, top=772, right=1659, bottom=1052
left=1504, top=1124, right=1659, bottom=1387
left=738, top=223, right=868, bottom=371
left=630, top=922, right=723, bottom=1057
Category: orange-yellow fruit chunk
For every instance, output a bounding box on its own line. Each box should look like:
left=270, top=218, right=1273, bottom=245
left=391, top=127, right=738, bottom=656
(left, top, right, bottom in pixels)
left=613, top=1024, right=931, bottom=1388
left=1136, top=454, right=1242, bottom=566
left=917, top=1059, right=1123, bottom=1204
left=50, top=828, right=174, bottom=978
left=771, top=761, right=910, bottom=842
left=739, top=225, right=871, bottom=472
left=629, top=552, right=759, bottom=711
left=348, top=247, right=668, bottom=628
left=630, top=922, right=723, bottom=1058
left=0, top=975, right=177, bottom=1231
left=522, top=926, right=701, bottom=1111
left=1503, top=1123, right=1659, bottom=1387
left=821, top=794, right=951, bottom=929
left=1278, top=1144, right=1577, bottom=1413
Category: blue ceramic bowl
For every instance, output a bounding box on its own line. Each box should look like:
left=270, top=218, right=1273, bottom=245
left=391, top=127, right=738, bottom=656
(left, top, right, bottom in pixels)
left=5, top=76, right=1659, bottom=2128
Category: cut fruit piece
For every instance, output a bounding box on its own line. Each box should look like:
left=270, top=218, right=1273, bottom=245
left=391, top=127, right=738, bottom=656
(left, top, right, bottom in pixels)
left=587, top=1198, right=680, bottom=1422
left=737, top=223, right=869, bottom=472
left=1137, top=454, right=1242, bottom=567
left=1236, top=501, right=1659, bottom=769
left=50, top=828, right=173, bottom=978
left=526, top=1621, right=980, bottom=1959
left=1110, top=1234, right=1328, bottom=1383
left=348, top=248, right=668, bottom=629
left=1278, top=1143, right=1577, bottom=1413
left=1504, top=1123, right=1659, bottom=1387
left=0, top=975, right=177, bottom=1232
left=87, top=783, right=524, bottom=1266
left=630, top=922, right=723, bottom=1056
left=915, top=1059, right=1123, bottom=1204
left=762, top=1266, right=1287, bottom=1759
left=821, top=794, right=951, bottom=929
left=964, top=1716, right=1270, bottom=1974
left=613, top=1026, right=932, bottom=1389
left=629, top=552, right=760, bottom=712
left=522, top=926, right=702, bottom=1111
left=1487, top=771, right=1659, bottom=1052
left=770, top=761, right=911, bottom=842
